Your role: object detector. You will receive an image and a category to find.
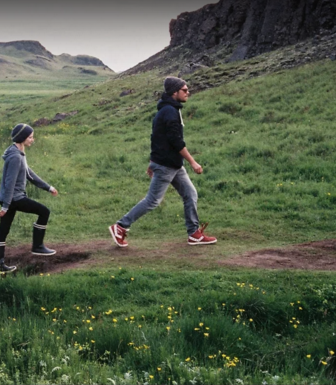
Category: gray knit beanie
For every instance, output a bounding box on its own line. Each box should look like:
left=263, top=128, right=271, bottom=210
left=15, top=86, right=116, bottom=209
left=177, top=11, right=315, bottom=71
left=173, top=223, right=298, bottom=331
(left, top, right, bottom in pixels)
left=164, top=76, right=187, bottom=96
left=11, top=123, right=34, bottom=143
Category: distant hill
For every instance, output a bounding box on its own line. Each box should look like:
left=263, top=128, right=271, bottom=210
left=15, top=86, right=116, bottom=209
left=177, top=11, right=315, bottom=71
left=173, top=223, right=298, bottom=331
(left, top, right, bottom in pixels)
left=124, top=0, right=336, bottom=76
left=0, top=40, right=114, bottom=79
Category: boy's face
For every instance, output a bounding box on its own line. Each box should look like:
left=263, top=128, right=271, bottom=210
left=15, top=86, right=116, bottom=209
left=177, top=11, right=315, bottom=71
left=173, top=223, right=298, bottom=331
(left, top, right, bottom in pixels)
left=22, top=132, right=34, bottom=147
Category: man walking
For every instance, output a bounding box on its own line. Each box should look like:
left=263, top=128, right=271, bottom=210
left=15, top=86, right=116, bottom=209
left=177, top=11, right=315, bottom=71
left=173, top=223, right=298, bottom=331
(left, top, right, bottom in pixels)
left=109, top=76, right=217, bottom=247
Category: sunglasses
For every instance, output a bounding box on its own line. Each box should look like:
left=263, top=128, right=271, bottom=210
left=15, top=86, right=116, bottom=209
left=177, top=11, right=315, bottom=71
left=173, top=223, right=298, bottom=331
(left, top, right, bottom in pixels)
left=180, top=88, right=189, bottom=93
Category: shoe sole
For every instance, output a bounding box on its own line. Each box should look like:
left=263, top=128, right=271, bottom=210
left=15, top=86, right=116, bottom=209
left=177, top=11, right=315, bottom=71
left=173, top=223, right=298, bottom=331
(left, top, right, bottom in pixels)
left=0, top=266, right=17, bottom=274
left=109, top=226, right=128, bottom=248
left=188, top=240, right=217, bottom=245
left=31, top=251, right=56, bottom=256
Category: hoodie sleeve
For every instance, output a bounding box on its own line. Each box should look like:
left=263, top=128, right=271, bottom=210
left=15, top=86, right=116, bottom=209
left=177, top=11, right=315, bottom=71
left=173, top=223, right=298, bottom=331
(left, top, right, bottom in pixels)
left=1, top=156, right=21, bottom=209
left=162, top=107, right=186, bottom=152
left=27, top=168, right=51, bottom=191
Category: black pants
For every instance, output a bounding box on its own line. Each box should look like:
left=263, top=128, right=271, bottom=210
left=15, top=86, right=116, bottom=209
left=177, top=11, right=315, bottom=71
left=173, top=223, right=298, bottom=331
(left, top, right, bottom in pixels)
left=0, top=197, right=50, bottom=243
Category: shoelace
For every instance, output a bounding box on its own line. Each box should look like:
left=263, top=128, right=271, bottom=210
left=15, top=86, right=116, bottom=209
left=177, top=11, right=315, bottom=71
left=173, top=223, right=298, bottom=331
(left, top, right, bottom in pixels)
left=199, top=222, right=209, bottom=233
left=119, top=228, right=127, bottom=239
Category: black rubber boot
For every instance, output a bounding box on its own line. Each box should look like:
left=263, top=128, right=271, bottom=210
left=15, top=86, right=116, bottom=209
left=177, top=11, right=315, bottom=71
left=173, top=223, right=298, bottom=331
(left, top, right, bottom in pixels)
left=32, top=226, right=56, bottom=256
left=0, top=246, right=16, bottom=273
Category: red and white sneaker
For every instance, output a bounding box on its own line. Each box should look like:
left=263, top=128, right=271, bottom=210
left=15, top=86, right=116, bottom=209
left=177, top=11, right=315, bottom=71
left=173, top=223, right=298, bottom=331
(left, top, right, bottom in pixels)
left=188, top=223, right=217, bottom=245
left=109, top=224, right=128, bottom=247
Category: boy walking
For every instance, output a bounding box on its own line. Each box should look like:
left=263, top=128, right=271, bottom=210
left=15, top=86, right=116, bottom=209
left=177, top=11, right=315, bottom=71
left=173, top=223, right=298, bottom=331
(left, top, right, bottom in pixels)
left=0, top=124, right=58, bottom=273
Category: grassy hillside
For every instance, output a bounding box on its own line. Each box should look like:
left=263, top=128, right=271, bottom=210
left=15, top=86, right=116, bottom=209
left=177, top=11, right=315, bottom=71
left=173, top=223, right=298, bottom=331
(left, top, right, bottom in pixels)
left=1, top=56, right=336, bottom=384
left=0, top=59, right=335, bottom=249
left=0, top=41, right=113, bottom=80
left=0, top=41, right=115, bottom=111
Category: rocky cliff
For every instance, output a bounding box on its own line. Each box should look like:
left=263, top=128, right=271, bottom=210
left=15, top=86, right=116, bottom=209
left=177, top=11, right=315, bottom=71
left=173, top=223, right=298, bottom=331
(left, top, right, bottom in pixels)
left=170, top=0, right=336, bottom=61
left=124, top=0, right=336, bottom=75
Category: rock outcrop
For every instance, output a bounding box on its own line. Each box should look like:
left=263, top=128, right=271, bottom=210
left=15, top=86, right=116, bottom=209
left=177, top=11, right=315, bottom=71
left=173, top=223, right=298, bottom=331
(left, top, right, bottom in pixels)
left=123, top=0, right=336, bottom=75
left=59, top=53, right=106, bottom=67
left=0, top=40, right=54, bottom=59
left=170, top=0, right=336, bottom=61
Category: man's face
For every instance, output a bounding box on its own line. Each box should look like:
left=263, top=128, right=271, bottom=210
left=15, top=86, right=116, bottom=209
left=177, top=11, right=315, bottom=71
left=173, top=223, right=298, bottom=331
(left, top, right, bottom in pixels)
left=172, top=86, right=190, bottom=102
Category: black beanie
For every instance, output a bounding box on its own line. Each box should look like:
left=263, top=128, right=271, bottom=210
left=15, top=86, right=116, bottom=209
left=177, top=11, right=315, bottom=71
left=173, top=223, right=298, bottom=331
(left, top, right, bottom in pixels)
left=164, top=76, right=187, bottom=95
left=11, top=123, right=34, bottom=143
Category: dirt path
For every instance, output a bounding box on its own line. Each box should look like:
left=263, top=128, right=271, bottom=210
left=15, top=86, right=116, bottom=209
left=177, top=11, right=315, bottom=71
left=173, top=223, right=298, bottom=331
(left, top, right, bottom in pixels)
left=220, top=239, right=336, bottom=270
left=3, top=239, right=336, bottom=275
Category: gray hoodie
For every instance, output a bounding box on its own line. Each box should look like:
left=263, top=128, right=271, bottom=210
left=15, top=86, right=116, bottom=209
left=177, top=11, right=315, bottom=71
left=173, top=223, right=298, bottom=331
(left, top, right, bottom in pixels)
left=0, top=145, right=50, bottom=210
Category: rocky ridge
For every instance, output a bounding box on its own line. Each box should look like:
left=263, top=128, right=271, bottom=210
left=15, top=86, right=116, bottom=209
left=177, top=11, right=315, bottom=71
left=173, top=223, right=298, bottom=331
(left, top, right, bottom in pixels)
left=123, top=0, right=336, bottom=76
left=0, top=40, right=113, bottom=78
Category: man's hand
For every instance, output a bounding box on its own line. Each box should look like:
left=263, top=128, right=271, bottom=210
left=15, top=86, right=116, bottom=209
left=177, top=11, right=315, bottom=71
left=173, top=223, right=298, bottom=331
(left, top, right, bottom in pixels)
left=190, top=161, right=203, bottom=174
left=0, top=210, right=7, bottom=217
left=179, top=147, right=203, bottom=174
left=146, top=166, right=154, bottom=178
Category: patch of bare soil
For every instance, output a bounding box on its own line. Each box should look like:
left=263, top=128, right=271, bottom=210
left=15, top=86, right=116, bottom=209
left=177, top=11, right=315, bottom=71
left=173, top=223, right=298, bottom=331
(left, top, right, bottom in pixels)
left=3, top=239, right=336, bottom=275
left=220, top=239, right=336, bottom=270
left=4, top=240, right=113, bottom=275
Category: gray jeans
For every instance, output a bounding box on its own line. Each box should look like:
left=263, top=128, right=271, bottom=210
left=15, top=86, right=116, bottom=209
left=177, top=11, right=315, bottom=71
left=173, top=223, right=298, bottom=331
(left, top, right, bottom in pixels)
left=118, top=162, right=199, bottom=235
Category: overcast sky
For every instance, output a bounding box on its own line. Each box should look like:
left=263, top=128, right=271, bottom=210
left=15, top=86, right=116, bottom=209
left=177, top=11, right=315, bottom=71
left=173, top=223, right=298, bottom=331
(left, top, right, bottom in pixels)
left=0, top=0, right=218, bottom=72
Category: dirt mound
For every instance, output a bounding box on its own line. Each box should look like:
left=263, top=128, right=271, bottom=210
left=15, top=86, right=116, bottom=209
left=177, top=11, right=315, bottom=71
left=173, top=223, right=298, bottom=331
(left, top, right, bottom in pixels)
left=2, top=239, right=336, bottom=275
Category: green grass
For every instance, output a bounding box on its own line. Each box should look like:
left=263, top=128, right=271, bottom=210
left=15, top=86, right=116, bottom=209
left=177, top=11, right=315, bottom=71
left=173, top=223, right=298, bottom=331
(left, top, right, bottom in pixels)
left=1, top=268, right=336, bottom=384
left=1, top=62, right=335, bottom=246
left=0, top=57, right=336, bottom=383
left=0, top=75, right=113, bottom=113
